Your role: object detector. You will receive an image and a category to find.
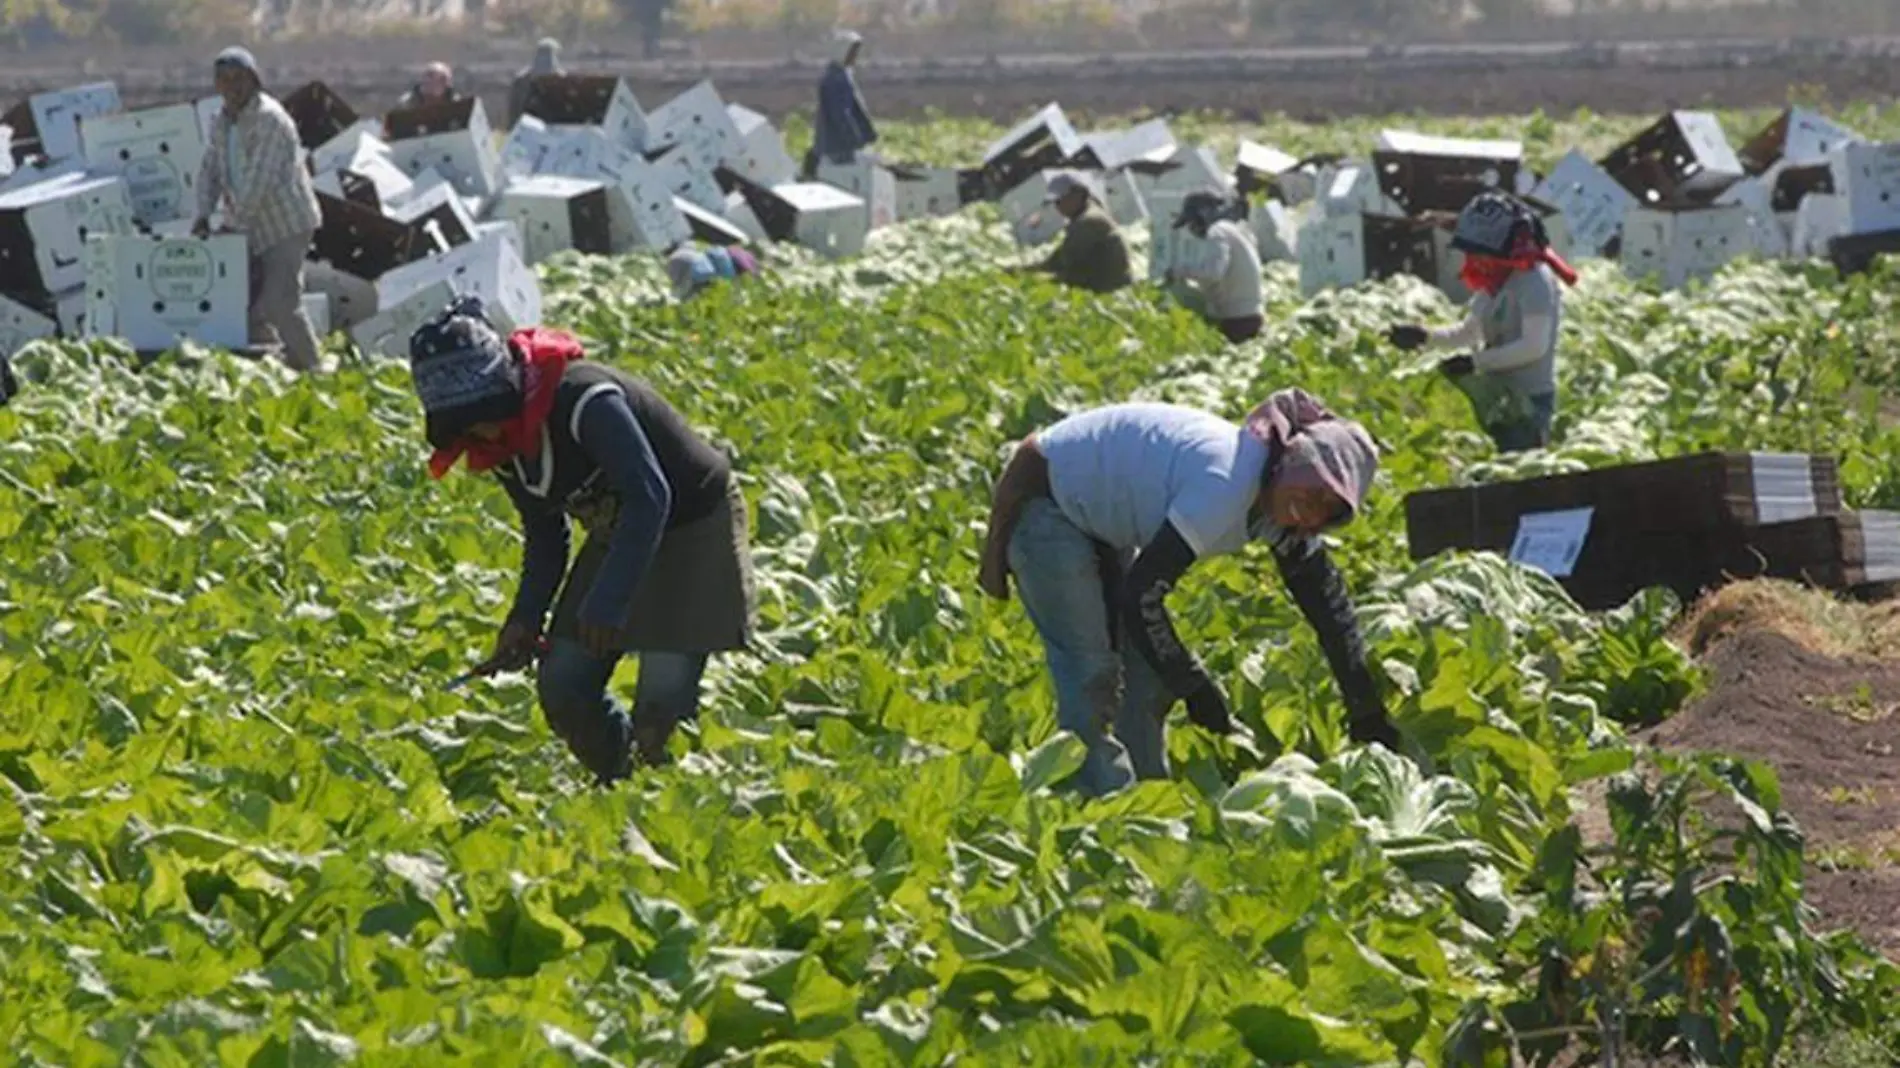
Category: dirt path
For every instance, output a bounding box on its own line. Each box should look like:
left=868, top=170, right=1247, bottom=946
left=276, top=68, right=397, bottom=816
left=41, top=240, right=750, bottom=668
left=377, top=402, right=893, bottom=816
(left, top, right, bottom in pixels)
left=4, top=37, right=1899, bottom=124
left=1641, top=613, right=1900, bottom=958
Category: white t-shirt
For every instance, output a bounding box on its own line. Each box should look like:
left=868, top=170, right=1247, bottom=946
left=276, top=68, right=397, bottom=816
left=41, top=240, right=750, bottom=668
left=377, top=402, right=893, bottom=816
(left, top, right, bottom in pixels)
left=1182, top=219, right=1264, bottom=321
left=1037, top=402, right=1291, bottom=558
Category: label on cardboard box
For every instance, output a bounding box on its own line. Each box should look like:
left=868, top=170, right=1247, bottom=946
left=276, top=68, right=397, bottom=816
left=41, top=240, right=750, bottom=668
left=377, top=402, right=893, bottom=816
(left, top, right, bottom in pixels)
left=80, top=104, right=205, bottom=224
left=84, top=233, right=247, bottom=351
left=1509, top=507, right=1593, bottom=578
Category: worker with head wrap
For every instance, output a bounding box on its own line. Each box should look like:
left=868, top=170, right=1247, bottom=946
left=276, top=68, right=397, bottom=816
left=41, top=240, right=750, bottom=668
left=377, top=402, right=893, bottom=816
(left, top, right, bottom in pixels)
left=977, top=389, right=1399, bottom=796
left=802, top=30, right=877, bottom=179
left=1387, top=191, right=1578, bottom=453
left=508, top=38, right=565, bottom=129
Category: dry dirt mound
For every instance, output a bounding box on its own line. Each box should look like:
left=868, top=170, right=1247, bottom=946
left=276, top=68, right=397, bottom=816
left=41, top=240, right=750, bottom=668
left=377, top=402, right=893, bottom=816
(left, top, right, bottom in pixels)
left=1642, top=582, right=1900, bottom=957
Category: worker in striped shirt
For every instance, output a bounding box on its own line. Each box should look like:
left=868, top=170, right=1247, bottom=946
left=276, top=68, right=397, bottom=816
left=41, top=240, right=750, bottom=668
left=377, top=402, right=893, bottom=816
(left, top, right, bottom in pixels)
left=193, top=47, right=325, bottom=373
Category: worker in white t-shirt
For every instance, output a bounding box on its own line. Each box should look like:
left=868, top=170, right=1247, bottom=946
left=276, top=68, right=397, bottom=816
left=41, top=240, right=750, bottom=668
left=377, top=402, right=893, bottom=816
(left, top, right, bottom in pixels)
left=1165, top=190, right=1265, bottom=344
left=977, top=390, right=1398, bottom=796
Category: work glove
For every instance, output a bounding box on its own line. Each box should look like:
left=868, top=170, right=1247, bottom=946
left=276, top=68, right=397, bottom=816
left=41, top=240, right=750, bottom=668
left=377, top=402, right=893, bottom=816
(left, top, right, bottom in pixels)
left=1184, top=682, right=1234, bottom=735
left=492, top=620, right=542, bottom=673
left=1387, top=323, right=1430, bottom=351
left=1437, top=354, right=1476, bottom=378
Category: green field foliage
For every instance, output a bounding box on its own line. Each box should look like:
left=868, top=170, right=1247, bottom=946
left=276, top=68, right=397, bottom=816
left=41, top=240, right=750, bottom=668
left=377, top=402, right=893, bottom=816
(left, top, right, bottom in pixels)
left=2, top=108, right=1899, bottom=1065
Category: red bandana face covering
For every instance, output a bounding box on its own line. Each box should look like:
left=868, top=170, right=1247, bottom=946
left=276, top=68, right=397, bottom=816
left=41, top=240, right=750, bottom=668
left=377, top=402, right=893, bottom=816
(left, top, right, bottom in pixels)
left=427, top=328, right=583, bottom=479
left=1460, top=230, right=1580, bottom=297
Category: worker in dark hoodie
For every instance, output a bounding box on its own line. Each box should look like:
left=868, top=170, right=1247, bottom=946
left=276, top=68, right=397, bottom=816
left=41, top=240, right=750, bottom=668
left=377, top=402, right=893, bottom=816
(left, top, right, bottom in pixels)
left=508, top=38, right=565, bottom=129
left=978, top=388, right=1398, bottom=796
left=409, top=297, right=757, bottom=782
left=802, top=30, right=877, bottom=179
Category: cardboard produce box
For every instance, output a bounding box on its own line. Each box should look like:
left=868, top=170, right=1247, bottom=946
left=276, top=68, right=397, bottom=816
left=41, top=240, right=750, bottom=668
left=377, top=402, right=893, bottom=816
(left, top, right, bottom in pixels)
left=384, top=98, right=500, bottom=199
left=79, top=104, right=206, bottom=226
left=282, top=81, right=360, bottom=152
left=1372, top=130, right=1524, bottom=216
left=1297, top=212, right=1434, bottom=295
left=3, top=82, right=122, bottom=164
left=0, top=173, right=138, bottom=295
left=1600, top=110, right=1743, bottom=208
left=980, top=104, right=1083, bottom=204
left=492, top=175, right=615, bottom=264
left=83, top=232, right=247, bottom=352
left=521, top=74, right=646, bottom=153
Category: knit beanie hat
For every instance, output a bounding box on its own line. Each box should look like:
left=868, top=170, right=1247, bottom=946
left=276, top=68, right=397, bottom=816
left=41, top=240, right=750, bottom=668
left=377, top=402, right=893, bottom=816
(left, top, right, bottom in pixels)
left=408, top=297, right=522, bottom=449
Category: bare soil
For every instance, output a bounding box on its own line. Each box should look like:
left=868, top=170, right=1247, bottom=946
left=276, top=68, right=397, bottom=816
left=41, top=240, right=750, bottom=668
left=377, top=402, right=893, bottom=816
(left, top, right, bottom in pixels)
left=1641, top=619, right=1900, bottom=958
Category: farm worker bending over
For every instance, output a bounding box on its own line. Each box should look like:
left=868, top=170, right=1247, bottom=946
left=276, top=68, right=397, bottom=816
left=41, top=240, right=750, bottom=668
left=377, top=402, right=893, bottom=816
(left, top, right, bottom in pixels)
left=1018, top=171, right=1132, bottom=294
left=408, top=298, right=758, bottom=783
left=509, top=38, right=565, bottom=129
left=803, top=30, right=877, bottom=179
left=398, top=62, right=462, bottom=109
left=1165, top=190, right=1264, bottom=344
left=193, top=47, right=324, bottom=374
left=978, top=390, right=1398, bottom=797
left=1388, top=191, right=1578, bottom=453
left=666, top=243, right=761, bottom=302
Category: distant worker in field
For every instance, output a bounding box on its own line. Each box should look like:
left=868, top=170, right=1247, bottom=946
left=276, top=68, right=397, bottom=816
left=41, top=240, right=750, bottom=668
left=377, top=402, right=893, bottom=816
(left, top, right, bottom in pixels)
left=1165, top=190, right=1264, bottom=344
left=1388, top=191, right=1578, bottom=454
left=666, top=243, right=762, bottom=302
left=978, top=389, right=1398, bottom=797
left=803, top=30, right=877, bottom=179
left=398, top=62, right=462, bottom=110
left=508, top=38, right=565, bottom=129
left=1018, top=171, right=1132, bottom=294
left=408, top=297, right=757, bottom=783
left=193, top=47, right=324, bottom=374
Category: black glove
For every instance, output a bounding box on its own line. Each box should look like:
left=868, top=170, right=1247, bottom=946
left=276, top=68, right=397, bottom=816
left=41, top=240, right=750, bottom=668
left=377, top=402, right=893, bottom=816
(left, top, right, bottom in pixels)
left=1388, top=324, right=1429, bottom=352
left=1348, top=709, right=1402, bottom=750
left=1437, top=354, right=1475, bottom=378
left=1185, top=682, right=1234, bottom=735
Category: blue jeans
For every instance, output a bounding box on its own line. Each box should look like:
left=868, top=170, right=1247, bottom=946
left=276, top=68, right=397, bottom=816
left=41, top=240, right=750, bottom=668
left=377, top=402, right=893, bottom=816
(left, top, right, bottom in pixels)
left=1490, top=391, right=1556, bottom=454
left=1008, top=498, right=1174, bottom=796
left=536, top=639, right=707, bottom=784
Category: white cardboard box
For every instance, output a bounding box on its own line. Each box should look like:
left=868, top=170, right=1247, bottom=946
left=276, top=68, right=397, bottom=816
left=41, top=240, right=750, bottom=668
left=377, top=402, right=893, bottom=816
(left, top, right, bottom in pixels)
left=375, top=231, right=541, bottom=337
left=723, top=193, right=769, bottom=244
left=29, top=83, right=123, bottom=162
left=351, top=279, right=454, bottom=360
left=1315, top=163, right=1404, bottom=220
left=499, top=116, right=561, bottom=180
left=1790, top=193, right=1849, bottom=259
left=1251, top=199, right=1298, bottom=262
left=0, top=155, right=88, bottom=196
left=1298, top=213, right=1369, bottom=295
left=471, top=219, right=526, bottom=261
left=79, top=104, right=206, bottom=226
left=724, top=103, right=797, bottom=188
left=607, top=158, right=693, bottom=251
left=892, top=164, right=962, bottom=221
left=305, top=260, right=380, bottom=332
left=1713, top=176, right=1790, bottom=260
left=194, top=96, right=223, bottom=146
left=816, top=154, right=897, bottom=232
left=309, top=120, right=390, bottom=177
left=83, top=233, right=248, bottom=351
left=650, top=144, right=727, bottom=214
left=1761, top=107, right=1863, bottom=168
left=493, top=175, right=613, bottom=264
left=0, top=173, right=138, bottom=294
left=313, top=151, right=416, bottom=210
left=1619, top=205, right=1752, bottom=290
left=1102, top=169, right=1148, bottom=228
left=1533, top=150, right=1639, bottom=258
left=774, top=182, right=869, bottom=259
left=645, top=81, right=740, bottom=160
left=0, top=290, right=57, bottom=356
left=386, top=182, right=480, bottom=255
left=1138, top=145, right=1232, bottom=203
left=302, top=291, right=333, bottom=337
left=1830, top=142, right=1900, bottom=236
left=1375, top=129, right=1522, bottom=161
left=386, top=99, right=500, bottom=199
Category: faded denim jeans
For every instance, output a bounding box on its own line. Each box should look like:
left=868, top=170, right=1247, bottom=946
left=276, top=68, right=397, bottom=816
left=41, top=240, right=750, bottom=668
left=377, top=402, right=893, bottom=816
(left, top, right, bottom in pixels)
left=536, top=640, right=707, bottom=784
left=1008, top=497, right=1173, bottom=796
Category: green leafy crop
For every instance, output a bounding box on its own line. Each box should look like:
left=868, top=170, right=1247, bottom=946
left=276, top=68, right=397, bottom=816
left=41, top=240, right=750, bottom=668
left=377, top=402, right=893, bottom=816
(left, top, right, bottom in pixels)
left=3, top=110, right=1899, bottom=1066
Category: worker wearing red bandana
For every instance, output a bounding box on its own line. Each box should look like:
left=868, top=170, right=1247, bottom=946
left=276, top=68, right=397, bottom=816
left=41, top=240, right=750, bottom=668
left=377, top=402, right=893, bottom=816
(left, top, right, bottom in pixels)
left=1388, top=192, right=1579, bottom=453
left=408, top=297, right=756, bottom=782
